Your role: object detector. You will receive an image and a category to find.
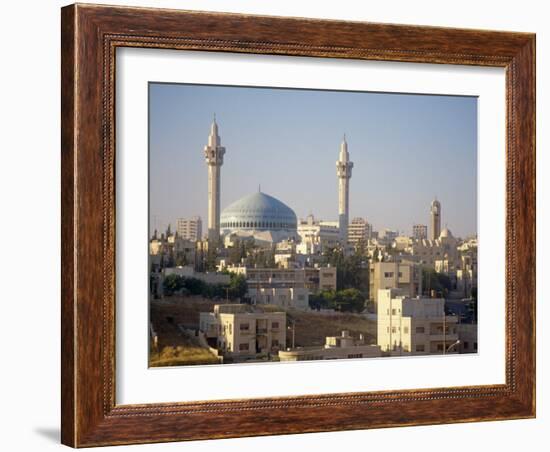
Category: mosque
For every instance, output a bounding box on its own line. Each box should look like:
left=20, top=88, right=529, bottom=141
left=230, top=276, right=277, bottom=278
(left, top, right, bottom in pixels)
left=203, top=117, right=352, bottom=245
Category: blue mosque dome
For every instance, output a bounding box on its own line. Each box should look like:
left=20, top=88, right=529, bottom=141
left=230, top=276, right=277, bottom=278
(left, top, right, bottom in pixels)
left=220, top=192, right=298, bottom=242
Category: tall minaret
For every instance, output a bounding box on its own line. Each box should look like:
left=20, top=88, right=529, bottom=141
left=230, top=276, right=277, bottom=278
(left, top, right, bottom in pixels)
left=430, top=198, right=441, bottom=240
left=336, top=135, right=353, bottom=243
left=204, top=116, right=226, bottom=243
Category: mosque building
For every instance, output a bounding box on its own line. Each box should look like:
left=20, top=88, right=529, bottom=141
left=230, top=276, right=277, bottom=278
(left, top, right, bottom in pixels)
left=220, top=191, right=299, bottom=244
left=203, top=117, right=352, bottom=246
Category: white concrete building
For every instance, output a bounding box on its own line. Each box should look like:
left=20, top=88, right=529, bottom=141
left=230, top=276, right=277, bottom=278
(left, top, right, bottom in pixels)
left=377, top=289, right=459, bottom=355
left=297, top=215, right=341, bottom=254
left=279, top=330, right=381, bottom=361
left=199, top=304, right=286, bottom=359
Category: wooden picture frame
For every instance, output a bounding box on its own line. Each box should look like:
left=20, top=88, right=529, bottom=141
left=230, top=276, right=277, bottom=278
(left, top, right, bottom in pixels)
left=61, top=3, right=535, bottom=447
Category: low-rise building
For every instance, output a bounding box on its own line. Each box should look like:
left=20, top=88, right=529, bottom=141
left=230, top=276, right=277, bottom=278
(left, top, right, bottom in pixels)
left=199, top=304, right=286, bottom=359
left=278, top=330, right=381, bottom=361
left=225, top=265, right=336, bottom=309
left=377, top=289, right=459, bottom=355
left=297, top=215, right=341, bottom=254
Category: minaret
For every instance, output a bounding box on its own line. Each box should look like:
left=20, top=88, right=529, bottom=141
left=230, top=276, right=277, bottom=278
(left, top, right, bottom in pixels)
left=204, top=115, right=226, bottom=243
left=430, top=198, right=441, bottom=241
left=336, top=135, right=353, bottom=243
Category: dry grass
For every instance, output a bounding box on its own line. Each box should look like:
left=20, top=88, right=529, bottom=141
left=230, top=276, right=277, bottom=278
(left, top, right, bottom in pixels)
left=149, top=296, right=377, bottom=365
left=149, top=296, right=219, bottom=367
left=285, top=309, right=376, bottom=347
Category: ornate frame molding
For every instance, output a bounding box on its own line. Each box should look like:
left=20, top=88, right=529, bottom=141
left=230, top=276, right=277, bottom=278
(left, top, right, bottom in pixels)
left=61, top=4, right=535, bottom=447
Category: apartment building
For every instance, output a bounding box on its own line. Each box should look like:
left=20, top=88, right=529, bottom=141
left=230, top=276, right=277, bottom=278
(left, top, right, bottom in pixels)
left=377, top=289, right=459, bottom=355
left=199, top=304, right=286, bottom=359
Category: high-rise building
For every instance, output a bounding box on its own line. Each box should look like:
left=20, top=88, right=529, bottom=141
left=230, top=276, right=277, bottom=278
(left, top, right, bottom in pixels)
left=336, top=136, right=353, bottom=243
left=348, top=217, right=372, bottom=246
left=204, top=116, right=226, bottom=242
left=430, top=198, right=441, bottom=241
left=412, top=224, right=428, bottom=240
left=176, top=216, right=203, bottom=242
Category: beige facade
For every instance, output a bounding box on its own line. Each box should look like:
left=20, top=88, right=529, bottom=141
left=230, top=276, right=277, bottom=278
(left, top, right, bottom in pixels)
left=377, top=289, right=459, bottom=355
left=297, top=215, right=340, bottom=254
left=348, top=217, right=373, bottom=247
left=307, top=266, right=337, bottom=292
left=225, top=265, right=337, bottom=308
left=404, top=231, right=459, bottom=267
left=278, top=330, right=381, bottom=361
left=225, top=266, right=308, bottom=309
left=199, top=304, right=286, bottom=359
left=413, top=224, right=428, bottom=240
left=176, top=216, right=203, bottom=242
left=369, top=261, right=422, bottom=306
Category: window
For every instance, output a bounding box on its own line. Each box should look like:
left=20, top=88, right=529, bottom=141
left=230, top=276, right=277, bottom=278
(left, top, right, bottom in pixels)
left=347, top=353, right=363, bottom=359
left=384, top=272, right=394, bottom=278
left=474, top=342, right=478, bottom=350
left=403, top=344, right=409, bottom=352
left=403, top=326, right=409, bottom=334
left=391, top=326, right=397, bottom=333
left=398, top=272, right=403, bottom=277
left=437, top=344, right=444, bottom=351
left=272, top=339, right=279, bottom=347
left=416, top=344, right=425, bottom=352
left=271, top=322, right=279, bottom=329
left=239, top=343, right=249, bottom=351
left=240, top=323, right=250, bottom=331
left=464, top=341, right=469, bottom=349
left=391, top=308, right=397, bottom=315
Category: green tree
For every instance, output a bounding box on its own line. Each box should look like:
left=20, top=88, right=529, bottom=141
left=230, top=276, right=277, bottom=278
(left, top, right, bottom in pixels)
left=334, top=288, right=365, bottom=313
left=162, top=274, right=185, bottom=296
left=422, top=267, right=452, bottom=296
left=228, top=273, right=248, bottom=299
left=183, top=277, right=206, bottom=295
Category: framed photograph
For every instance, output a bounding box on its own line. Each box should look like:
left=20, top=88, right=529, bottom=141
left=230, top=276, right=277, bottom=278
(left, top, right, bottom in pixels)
left=61, top=3, right=536, bottom=447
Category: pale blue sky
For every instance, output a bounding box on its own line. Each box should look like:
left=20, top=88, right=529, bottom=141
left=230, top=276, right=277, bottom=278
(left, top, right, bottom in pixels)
left=149, top=83, right=477, bottom=238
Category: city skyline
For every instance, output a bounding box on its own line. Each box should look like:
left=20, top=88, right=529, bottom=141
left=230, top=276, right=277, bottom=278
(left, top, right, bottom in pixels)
left=149, top=83, right=477, bottom=238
